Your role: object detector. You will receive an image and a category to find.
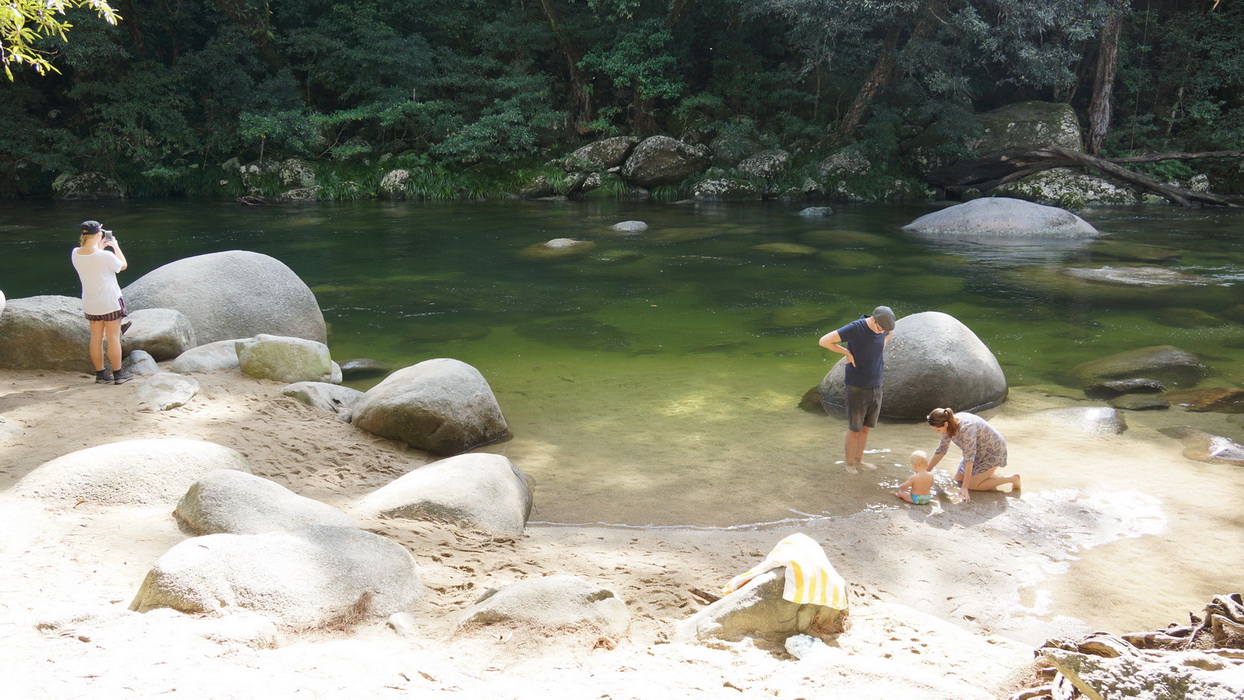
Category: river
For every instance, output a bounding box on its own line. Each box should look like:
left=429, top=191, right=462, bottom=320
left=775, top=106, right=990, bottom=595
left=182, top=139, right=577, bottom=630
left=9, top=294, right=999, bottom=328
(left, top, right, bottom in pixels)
left=2, top=197, right=1242, bottom=633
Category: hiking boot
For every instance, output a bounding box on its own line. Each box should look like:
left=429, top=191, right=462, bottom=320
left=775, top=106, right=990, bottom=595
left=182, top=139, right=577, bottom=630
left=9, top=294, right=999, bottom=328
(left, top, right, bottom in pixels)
left=95, top=369, right=114, bottom=384
left=112, top=370, right=134, bottom=385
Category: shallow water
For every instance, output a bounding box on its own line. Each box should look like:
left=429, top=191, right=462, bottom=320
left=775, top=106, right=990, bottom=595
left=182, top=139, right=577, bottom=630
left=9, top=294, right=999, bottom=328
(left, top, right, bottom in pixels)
left=3, top=197, right=1243, bottom=634
left=2, top=198, right=1243, bottom=522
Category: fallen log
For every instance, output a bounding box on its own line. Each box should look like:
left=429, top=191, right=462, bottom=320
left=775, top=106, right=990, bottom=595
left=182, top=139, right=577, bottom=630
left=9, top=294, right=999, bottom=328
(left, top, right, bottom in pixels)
left=928, top=144, right=1238, bottom=208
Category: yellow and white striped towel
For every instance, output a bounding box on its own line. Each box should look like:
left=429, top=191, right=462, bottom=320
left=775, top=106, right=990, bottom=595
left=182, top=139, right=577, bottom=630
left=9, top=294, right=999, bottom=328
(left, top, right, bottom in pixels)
left=721, top=533, right=848, bottom=610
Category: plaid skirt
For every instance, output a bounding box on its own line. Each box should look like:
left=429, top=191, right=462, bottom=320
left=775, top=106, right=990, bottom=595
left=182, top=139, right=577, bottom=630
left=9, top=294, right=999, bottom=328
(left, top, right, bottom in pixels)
left=85, top=297, right=126, bottom=322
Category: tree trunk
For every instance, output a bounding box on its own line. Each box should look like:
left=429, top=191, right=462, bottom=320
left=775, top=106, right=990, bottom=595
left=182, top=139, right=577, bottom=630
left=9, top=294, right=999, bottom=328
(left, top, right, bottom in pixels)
left=1086, top=1, right=1126, bottom=155
left=212, top=0, right=286, bottom=73
left=828, top=23, right=900, bottom=147
left=666, top=0, right=697, bottom=29
left=538, top=0, right=593, bottom=135
left=113, top=0, right=145, bottom=58
left=927, top=145, right=1238, bottom=208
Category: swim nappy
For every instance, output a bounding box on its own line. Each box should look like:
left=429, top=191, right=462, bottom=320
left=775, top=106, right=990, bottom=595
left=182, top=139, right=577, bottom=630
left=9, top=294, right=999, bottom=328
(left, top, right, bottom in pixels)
left=910, top=494, right=932, bottom=505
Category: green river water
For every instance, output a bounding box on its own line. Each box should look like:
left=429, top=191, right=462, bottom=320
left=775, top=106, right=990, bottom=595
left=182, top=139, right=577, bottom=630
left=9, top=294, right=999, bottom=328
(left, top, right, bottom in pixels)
left=2, top=198, right=1243, bottom=527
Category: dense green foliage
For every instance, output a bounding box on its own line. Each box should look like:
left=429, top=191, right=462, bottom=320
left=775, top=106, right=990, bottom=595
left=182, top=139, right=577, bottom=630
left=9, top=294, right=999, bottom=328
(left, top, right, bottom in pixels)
left=1, top=0, right=1240, bottom=198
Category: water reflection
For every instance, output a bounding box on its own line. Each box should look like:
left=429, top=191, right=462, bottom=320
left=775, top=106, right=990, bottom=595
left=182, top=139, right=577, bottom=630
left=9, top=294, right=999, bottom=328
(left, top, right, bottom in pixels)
left=2, top=199, right=1243, bottom=525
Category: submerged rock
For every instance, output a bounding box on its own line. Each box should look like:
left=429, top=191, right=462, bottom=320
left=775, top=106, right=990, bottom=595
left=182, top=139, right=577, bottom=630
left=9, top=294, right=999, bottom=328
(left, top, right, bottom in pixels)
left=1085, top=378, right=1166, bottom=400
left=753, top=242, right=818, bottom=257
left=1165, top=387, right=1244, bottom=414
left=1062, top=265, right=1209, bottom=288
left=519, top=238, right=597, bottom=260
left=516, top=317, right=630, bottom=351
left=1109, top=394, right=1169, bottom=411
left=1089, top=239, right=1181, bottom=264
left=1070, top=346, right=1210, bottom=390
left=338, top=358, right=392, bottom=380
left=1034, top=407, right=1127, bottom=435
left=1151, top=307, right=1226, bottom=328
left=1158, top=427, right=1244, bottom=465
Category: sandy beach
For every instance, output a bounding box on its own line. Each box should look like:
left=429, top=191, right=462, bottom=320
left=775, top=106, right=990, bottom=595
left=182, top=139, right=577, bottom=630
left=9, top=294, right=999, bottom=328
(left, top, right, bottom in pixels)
left=2, top=367, right=1242, bottom=698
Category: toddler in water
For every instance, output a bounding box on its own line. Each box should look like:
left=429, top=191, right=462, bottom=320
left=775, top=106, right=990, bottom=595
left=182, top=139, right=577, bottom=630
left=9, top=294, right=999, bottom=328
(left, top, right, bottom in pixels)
left=896, top=450, right=934, bottom=505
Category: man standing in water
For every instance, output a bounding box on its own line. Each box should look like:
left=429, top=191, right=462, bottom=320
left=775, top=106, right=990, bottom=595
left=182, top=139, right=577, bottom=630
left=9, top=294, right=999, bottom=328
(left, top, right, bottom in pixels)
left=818, top=306, right=896, bottom=473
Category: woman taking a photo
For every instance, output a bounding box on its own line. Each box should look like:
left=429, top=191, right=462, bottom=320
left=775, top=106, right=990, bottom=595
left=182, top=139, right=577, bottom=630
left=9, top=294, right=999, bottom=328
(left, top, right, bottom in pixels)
left=926, top=407, right=1020, bottom=502
left=71, top=220, right=132, bottom=384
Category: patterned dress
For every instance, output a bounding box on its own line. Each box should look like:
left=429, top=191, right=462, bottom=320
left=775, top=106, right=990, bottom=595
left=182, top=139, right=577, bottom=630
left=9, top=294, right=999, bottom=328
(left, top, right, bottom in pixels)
left=934, top=412, right=1007, bottom=476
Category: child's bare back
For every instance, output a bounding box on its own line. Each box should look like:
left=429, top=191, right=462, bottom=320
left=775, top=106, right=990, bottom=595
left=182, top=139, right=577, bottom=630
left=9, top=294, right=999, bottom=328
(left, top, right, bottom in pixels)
left=896, top=450, right=935, bottom=505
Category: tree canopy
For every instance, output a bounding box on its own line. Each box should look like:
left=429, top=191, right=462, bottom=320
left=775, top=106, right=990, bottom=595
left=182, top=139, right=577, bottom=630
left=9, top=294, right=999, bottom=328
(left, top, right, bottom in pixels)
left=1, top=0, right=119, bottom=79
left=1, top=0, right=1241, bottom=197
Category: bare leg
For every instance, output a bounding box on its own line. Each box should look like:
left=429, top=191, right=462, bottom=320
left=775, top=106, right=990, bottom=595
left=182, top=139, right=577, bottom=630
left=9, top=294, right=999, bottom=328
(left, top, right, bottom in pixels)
left=103, top=318, right=124, bottom=371
left=88, top=320, right=106, bottom=371
left=967, top=468, right=1021, bottom=492
left=843, top=429, right=864, bottom=473
left=896, top=491, right=914, bottom=503
left=847, top=425, right=873, bottom=467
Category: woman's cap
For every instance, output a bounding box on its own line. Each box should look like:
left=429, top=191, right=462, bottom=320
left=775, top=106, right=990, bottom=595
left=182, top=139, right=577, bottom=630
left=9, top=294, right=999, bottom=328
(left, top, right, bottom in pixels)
left=871, top=305, right=896, bottom=331
left=80, top=220, right=103, bottom=236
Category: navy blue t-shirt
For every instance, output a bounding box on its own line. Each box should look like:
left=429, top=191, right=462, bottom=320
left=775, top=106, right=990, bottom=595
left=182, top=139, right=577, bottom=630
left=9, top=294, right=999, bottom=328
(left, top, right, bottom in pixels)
left=836, top=316, right=889, bottom=388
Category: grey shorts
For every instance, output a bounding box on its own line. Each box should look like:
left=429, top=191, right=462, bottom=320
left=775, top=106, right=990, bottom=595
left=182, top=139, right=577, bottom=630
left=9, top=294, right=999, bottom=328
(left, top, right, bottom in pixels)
left=845, top=384, right=882, bottom=433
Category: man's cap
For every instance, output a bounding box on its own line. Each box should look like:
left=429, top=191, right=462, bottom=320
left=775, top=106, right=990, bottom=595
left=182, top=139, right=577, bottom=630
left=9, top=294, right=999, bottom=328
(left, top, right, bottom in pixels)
left=871, top=305, right=896, bottom=331
left=80, top=220, right=103, bottom=236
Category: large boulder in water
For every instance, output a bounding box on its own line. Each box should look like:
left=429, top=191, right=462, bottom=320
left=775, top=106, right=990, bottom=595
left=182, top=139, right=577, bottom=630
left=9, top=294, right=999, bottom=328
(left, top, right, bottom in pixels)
left=0, top=295, right=90, bottom=371
left=902, top=197, right=1098, bottom=237
left=123, top=251, right=326, bottom=346
left=819, top=311, right=1007, bottom=419
left=352, top=358, right=510, bottom=455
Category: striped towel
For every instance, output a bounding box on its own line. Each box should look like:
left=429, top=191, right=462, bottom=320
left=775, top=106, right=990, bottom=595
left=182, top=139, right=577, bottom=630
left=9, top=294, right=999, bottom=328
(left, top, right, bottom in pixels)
left=722, top=533, right=849, bottom=610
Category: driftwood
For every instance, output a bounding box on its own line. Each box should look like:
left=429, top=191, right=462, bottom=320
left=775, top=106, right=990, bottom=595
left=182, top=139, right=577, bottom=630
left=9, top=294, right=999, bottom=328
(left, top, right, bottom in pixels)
left=928, top=144, right=1238, bottom=208
left=1010, top=594, right=1244, bottom=700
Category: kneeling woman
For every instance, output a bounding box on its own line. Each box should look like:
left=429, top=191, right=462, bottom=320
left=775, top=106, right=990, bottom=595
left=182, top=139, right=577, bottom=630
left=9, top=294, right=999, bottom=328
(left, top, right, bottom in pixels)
left=925, top=407, right=1020, bottom=503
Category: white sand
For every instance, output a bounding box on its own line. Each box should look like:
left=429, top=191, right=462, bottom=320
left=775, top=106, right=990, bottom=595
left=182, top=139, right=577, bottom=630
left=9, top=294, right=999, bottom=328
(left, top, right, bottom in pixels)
left=2, top=369, right=1241, bottom=698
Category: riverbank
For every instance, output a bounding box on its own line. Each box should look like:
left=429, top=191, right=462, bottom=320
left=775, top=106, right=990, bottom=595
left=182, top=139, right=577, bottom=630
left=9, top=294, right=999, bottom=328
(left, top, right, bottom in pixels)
left=1, top=368, right=1241, bottom=697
